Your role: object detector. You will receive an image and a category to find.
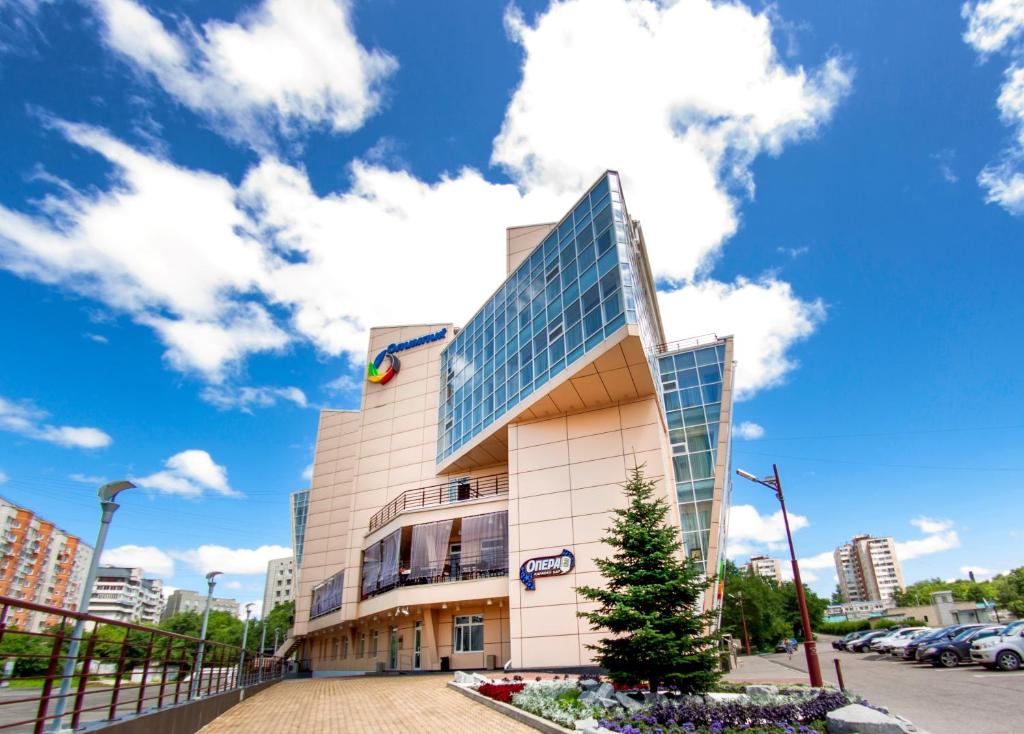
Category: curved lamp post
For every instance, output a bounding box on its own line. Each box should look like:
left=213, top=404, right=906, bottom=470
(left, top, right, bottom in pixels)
left=190, top=571, right=223, bottom=698
left=238, top=603, right=254, bottom=687
left=736, top=465, right=823, bottom=687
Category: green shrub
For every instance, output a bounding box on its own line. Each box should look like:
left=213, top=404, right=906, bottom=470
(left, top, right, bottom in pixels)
left=871, top=617, right=927, bottom=629
left=814, top=620, right=870, bottom=635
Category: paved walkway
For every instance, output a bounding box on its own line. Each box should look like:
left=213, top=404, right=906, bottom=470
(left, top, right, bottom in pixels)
left=197, top=675, right=537, bottom=734
left=724, top=654, right=812, bottom=685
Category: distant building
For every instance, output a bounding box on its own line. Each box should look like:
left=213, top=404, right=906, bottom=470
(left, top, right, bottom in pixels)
left=161, top=589, right=239, bottom=620
left=87, top=567, right=164, bottom=624
left=263, top=556, right=294, bottom=614
left=824, top=600, right=888, bottom=621
left=745, top=555, right=782, bottom=582
left=834, top=534, right=905, bottom=605
left=0, top=496, right=93, bottom=631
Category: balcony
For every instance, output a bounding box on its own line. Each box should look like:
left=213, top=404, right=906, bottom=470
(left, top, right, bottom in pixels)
left=367, top=473, right=508, bottom=533
left=361, top=553, right=508, bottom=601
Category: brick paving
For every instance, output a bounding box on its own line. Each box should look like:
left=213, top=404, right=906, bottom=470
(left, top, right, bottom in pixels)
left=198, top=674, right=538, bottom=734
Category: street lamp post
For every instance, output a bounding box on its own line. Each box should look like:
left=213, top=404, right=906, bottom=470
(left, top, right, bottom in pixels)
left=729, top=592, right=752, bottom=656
left=50, top=481, right=135, bottom=732
left=190, top=571, right=223, bottom=698
left=238, top=603, right=254, bottom=688
left=736, top=465, right=824, bottom=687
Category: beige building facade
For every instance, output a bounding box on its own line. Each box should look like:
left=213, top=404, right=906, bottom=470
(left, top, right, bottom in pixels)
left=745, top=555, right=783, bottom=583
left=834, top=534, right=905, bottom=605
left=292, top=172, right=735, bottom=674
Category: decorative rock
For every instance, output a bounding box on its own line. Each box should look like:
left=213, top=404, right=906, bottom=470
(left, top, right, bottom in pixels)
left=614, top=692, right=643, bottom=711
left=642, top=690, right=667, bottom=706
left=453, top=671, right=476, bottom=685
left=574, top=717, right=599, bottom=731
left=744, top=684, right=779, bottom=697
left=470, top=672, right=491, bottom=686
left=827, top=704, right=917, bottom=734
left=596, top=696, right=620, bottom=709
left=706, top=692, right=750, bottom=703
left=579, top=678, right=601, bottom=691
left=594, top=682, right=615, bottom=700
left=579, top=691, right=596, bottom=704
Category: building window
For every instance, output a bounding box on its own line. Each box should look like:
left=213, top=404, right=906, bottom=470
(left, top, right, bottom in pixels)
left=341, top=636, right=349, bottom=659
left=370, top=630, right=379, bottom=657
left=331, top=638, right=339, bottom=660
left=453, top=614, right=484, bottom=653
left=357, top=633, right=365, bottom=658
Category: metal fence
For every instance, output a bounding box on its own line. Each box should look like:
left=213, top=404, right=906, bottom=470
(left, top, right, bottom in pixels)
left=0, top=595, right=286, bottom=733
left=367, top=474, right=509, bottom=532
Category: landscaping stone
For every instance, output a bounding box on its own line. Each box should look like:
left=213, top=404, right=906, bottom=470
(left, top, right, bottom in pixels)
left=579, top=691, right=596, bottom=704
left=579, top=679, right=600, bottom=691
left=470, top=673, right=491, bottom=686
left=453, top=671, right=476, bottom=685
left=614, top=692, right=643, bottom=711
left=827, top=703, right=919, bottom=734
left=744, top=684, right=779, bottom=697
left=596, top=696, right=620, bottom=709
left=574, top=717, right=598, bottom=731
left=642, top=690, right=667, bottom=706
left=706, top=692, right=750, bottom=703
left=593, top=682, right=615, bottom=700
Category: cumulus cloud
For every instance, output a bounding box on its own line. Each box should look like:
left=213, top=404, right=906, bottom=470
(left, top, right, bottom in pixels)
left=70, top=473, right=108, bottom=484
left=727, top=503, right=809, bottom=558
left=910, top=516, right=954, bottom=534
left=92, top=0, right=397, bottom=147
left=1, top=0, right=849, bottom=398
left=132, top=449, right=241, bottom=498
left=301, top=462, right=314, bottom=483
left=736, top=421, right=765, bottom=440
left=0, top=395, right=113, bottom=448
left=963, top=0, right=1024, bottom=213
left=896, top=517, right=960, bottom=561
left=0, top=469, right=7, bottom=484
left=172, top=543, right=291, bottom=575
left=101, top=544, right=176, bottom=577
left=200, top=384, right=308, bottom=412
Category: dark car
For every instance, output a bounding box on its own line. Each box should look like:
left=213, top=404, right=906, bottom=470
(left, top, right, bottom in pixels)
left=903, top=624, right=976, bottom=660
left=848, top=630, right=889, bottom=652
left=833, top=631, right=866, bottom=650
left=919, top=625, right=1004, bottom=668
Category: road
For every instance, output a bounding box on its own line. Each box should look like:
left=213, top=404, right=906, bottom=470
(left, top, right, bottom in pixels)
left=763, top=643, right=1024, bottom=734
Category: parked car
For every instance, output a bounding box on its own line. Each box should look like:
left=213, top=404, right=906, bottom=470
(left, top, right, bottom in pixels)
left=919, top=625, right=1004, bottom=668
left=971, top=619, right=1024, bottom=671
left=903, top=624, right=974, bottom=660
left=849, top=630, right=890, bottom=652
left=915, top=624, right=987, bottom=661
left=833, top=631, right=868, bottom=650
left=889, top=628, right=933, bottom=656
left=873, top=626, right=929, bottom=653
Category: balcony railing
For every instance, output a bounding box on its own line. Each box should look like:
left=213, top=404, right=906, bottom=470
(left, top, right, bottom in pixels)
left=361, top=553, right=509, bottom=600
left=653, top=333, right=721, bottom=355
left=367, top=474, right=509, bottom=533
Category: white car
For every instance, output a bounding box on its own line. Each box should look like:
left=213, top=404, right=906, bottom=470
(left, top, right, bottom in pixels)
left=873, top=626, right=929, bottom=653
left=889, top=628, right=933, bottom=656
left=971, top=619, right=1024, bottom=671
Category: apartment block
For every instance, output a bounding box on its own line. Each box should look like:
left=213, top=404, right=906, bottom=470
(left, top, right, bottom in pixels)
left=745, top=555, right=783, bottom=583
left=87, top=567, right=164, bottom=624
left=161, top=589, right=240, bottom=620
left=834, top=534, right=905, bottom=605
left=291, top=172, right=736, bottom=674
left=263, top=556, right=295, bottom=614
left=0, top=497, right=92, bottom=631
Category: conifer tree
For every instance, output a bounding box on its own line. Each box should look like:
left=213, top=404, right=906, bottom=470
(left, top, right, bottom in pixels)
left=576, top=464, right=720, bottom=693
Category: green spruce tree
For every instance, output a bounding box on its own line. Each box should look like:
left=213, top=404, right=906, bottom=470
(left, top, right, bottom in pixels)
left=576, top=464, right=720, bottom=694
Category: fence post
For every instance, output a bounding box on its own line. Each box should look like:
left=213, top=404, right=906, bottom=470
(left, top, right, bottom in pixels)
left=70, top=627, right=99, bottom=730
left=833, top=658, right=846, bottom=692
left=157, top=636, right=173, bottom=710
left=34, top=619, right=67, bottom=734
left=107, top=632, right=130, bottom=720
left=136, top=630, right=156, bottom=714
left=173, top=644, right=189, bottom=705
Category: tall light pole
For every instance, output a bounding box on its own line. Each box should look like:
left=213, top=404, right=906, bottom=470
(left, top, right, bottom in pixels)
left=50, top=480, right=135, bottom=732
left=736, top=465, right=823, bottom=687
left=190, top=571, right=223, bottom=698
left=260, top=619, right=267, bottom=655
left=728, top=592, right=752, bottom=656
left=238, top=603, right=254, bottom=688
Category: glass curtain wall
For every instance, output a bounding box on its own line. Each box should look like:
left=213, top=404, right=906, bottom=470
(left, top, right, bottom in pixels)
left=656, top=342, right=728, bottom=573
left=438, top=172, right=647, bottom=463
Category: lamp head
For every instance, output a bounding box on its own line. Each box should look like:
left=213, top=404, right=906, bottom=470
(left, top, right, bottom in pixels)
left=205, top=571, right=223, bottom=589
left=735, top=469, right=758, bottom=482
left=98, top=480, right=136, bottom=503
left=245, top=602, right=254, bottom=616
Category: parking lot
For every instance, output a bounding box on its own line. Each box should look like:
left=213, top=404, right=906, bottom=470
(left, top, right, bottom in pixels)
left=767, top=640, right=1024, bottom=734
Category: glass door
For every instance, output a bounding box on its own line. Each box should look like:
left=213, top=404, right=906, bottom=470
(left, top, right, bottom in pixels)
left=389, top=626, right=399, bottom=669
left=413, top=621, right=422, bottom=670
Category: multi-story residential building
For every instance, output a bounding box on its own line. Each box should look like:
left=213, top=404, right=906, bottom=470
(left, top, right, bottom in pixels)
left=263, top=557, right=294, bottom=614
left=291, top=171, right=735, bottom=674
left=745, top=555, right=783, bottom=583
left=0, top=497, right=93, bottom=631
left=87, top=567, right=164, bottom=624
left=160, top=589, right=239, bottom=620
left=834, top=534, right=905, bottom=605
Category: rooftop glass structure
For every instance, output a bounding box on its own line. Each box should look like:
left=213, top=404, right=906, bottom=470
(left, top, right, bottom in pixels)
left=437, top=171, right=658, bottom=464
left=656, top=340, right=729, bottom=573
left=291, top=488, right=310, bottom=568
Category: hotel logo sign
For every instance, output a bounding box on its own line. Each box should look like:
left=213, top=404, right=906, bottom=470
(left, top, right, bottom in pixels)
left=519, top=549, right=574, bottom=590
left=366, top=327, right=447, bottom=386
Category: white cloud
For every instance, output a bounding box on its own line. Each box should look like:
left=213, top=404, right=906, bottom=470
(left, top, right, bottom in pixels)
left=172, top=543, right=291, bottom=575
left=84, top=332, right=109, bottom=344
left=92, top=0, right=397, bottom=147
left=200, top=384, right=307, bottom=412
left=0, top=469, right=7, bottom=484
left=736, top=421, right=765, bottom=440
left=728, top=503, right=809, bottom=548
left=0, top=395, right=113, bottom=448
left=961, top=565, right=995, bottom=578
left=70, top=473, right=108, bottom=484
left=910, top=516, right=954, bottom=534
left=301, top=462, right=313, bottom=483
left=323, top=373, right=360, bottom=396
left=778, top=550, right=833, bottom=583
left=223, top=580, right=243, bottom=590
left=133, top=449, right=241, bottom=499
left=101, top=544, right=175, bottom=577
left=963, top=1, right=1024, bottom=213
left=657, top=278, right=825, bottom=398
left=1, top=0, right=848, bottom=398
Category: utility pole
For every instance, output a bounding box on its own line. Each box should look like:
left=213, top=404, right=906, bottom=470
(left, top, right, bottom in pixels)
left=737, top=592, right=752, bottom=656
left=190, top=571, right=223, bottom=698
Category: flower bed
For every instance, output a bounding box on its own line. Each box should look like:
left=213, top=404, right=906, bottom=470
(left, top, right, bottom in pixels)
left=477, top=682, right=526, bottom=703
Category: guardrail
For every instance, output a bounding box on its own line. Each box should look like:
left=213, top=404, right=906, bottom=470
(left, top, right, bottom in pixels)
left=653, top=333, right=721, bottom=355
left=367, top=474, right=509, bottom=533
left=0, top=595, right=285, bottom=733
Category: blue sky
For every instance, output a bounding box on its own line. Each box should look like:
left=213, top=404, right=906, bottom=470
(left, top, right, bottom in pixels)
left=0, top=0, right=1022, bottom=610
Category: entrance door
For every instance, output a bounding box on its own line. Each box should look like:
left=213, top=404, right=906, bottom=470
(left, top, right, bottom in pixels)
left=389, top=626, right=399, bottom=669
left=413, top=622, right=422, bottom=670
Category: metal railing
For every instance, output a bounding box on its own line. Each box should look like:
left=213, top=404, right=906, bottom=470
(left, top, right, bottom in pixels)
left=653, top=333, right=722, bottom=355
left=361, top=552, right=509, bottom=600
left=0, top=595, right=286, bottom=733
left=367, top=474, right=509, bottom=532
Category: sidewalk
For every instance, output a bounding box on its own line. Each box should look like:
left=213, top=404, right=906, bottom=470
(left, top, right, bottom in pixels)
left=724, top=654, right=810, bottom=685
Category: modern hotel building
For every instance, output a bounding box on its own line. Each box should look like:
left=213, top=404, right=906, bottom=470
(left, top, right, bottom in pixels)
left=291, top=172, right=735, bottom=673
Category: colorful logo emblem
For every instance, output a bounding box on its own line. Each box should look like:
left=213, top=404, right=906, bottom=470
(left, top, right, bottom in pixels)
left=367, top=350, right=401, bottom=385
left=520, top=549, right=575, bottom=590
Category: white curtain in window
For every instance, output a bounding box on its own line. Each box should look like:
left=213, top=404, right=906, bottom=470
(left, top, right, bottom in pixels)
left=461, top=511, right=508, bottom=572
left=361, top=543, right=381, bottom=596
left=378, top=529, right=401, bottom=589
left=409, top=519, right=454, bottom=580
